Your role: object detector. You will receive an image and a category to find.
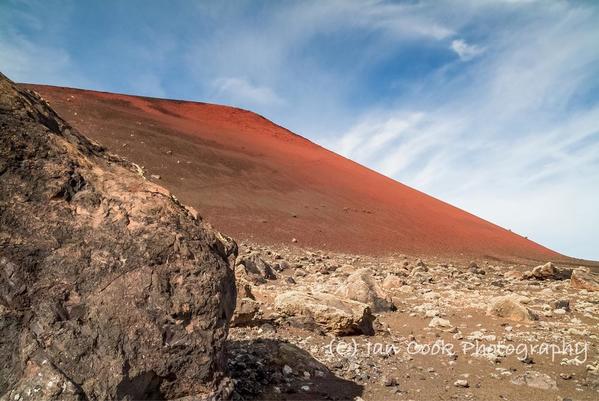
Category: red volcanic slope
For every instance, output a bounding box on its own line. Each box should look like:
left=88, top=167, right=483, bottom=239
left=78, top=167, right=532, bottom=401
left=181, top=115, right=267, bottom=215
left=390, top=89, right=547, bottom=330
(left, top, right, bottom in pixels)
left=23, top=84, right=563, bottom=261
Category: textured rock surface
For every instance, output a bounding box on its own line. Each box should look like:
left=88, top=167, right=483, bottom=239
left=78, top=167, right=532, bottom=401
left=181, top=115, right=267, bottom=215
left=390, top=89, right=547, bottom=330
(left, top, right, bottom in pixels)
left=274, top=291, right=374, bottom=335
left=235, top=252, right=276, bottom=284
left=570, top=269, right=599, bottom=291
left=487, top=295, right=538, bottom=322
left=335, top=268, right=395, bottom=312
left=0, top=73, right=236, bottom=400
left=524, top=262, right=571, bottom=280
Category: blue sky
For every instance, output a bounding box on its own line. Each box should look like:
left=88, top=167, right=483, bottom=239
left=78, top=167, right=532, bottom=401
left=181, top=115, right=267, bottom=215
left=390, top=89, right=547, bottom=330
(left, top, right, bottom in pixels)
left=2, top=0, right=598, bottom=259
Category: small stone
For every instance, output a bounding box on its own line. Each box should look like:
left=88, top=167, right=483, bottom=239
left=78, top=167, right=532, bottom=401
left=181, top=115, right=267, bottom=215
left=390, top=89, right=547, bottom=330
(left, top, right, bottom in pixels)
left=553, top=299, right=570, bottom=311
left=454, top=379, right=469, bottom=388
left=429, top=317, right=452, bottom=329
left=381, top=375, right=398, bottom=386
left=282, top=365, right=293, bottom=375
left=520, top=355, right=534, bottom=364
left=559, top=373, right=573, bottom=380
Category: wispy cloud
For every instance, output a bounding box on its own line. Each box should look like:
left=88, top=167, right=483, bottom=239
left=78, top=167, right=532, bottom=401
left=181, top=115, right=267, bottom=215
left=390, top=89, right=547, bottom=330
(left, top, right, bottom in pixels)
left=450, top=39, right=485, bottom=61
left=211, top=77, right=283, bottom=107
left=330, top=1, right=599, bottom=258
left=2, top=0, right=598, bottom=258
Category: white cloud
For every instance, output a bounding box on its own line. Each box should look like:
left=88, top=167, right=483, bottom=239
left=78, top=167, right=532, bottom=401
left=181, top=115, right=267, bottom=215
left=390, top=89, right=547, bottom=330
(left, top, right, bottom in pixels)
left=211, top=77, right=283, bottom=107
left=451, top=39, right=485, bottom=61
left=329, top=2, right=599, bottom=259
left=4, top=0, right=597, bottom=259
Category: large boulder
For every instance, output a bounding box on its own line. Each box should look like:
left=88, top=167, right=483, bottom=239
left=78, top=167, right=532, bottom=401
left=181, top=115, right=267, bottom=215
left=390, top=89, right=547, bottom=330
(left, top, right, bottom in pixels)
left=570, top=269, right=599, bottom=291
left=487, top=295, right=538, bottom=322
left=274, top=291, right=374, bottom=335
left=335, top=268, right=395, bottom=312
left=523, top=262, right=571, bottom=280
left=0, top=74, right=236, bottom=400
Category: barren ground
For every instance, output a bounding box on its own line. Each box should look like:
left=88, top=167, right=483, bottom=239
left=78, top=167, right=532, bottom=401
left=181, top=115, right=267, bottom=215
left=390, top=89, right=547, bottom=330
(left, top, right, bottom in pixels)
left=228, top=242, right=599, bottom=401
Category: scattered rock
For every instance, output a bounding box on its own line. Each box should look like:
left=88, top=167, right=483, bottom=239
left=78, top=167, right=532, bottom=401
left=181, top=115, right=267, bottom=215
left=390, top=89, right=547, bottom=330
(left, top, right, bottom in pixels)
left=511, top=371, right=557, bottom=390
left=570, top=269, right=599, bottom=291
left=236, top=252, right=277, bottom=283
left=468, top=262, right=486, bottom=275
left=488, top=295, right=538, bottom=322
left=231, top=297, right=262, bottom=327
left=274, top=291, right=374, bottom=335
left=335, top=268, right=395, bottom=312
left=524, top=262, right=571, bottom=280
left=454, top=379, right=469, bottom=388
left=429, top=317, right=452, bottom=329
left=381, top=375, right=398, bottom=387
left=504, top=270, right=524, bottom=280
left=553, top=299, right=570, bottom=311
left=382, top=274, right=404, bottom=290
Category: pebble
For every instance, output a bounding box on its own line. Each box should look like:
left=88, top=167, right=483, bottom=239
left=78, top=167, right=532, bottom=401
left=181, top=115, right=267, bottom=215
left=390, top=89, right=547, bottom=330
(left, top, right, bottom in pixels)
left=454, top=379, right=469, bottom=388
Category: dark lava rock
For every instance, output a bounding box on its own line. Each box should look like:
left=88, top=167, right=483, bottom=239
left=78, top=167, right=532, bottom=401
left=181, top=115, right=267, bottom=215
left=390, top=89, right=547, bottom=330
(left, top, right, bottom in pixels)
left=0, top=73, right=237, bottom=400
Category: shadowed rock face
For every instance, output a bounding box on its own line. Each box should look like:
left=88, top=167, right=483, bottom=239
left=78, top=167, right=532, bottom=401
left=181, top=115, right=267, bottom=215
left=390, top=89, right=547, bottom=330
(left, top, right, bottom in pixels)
left=0, top=73, right=237, bottom=400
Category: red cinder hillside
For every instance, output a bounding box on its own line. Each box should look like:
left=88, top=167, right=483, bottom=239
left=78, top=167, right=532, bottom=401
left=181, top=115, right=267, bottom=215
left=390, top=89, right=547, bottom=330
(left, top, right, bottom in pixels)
left=23, top=84, right=565, bottom=261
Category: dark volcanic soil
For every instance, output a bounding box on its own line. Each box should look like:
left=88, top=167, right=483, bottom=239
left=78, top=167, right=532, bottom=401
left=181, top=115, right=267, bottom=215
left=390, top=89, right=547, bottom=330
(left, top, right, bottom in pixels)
left=21, top=84, right=567, bottom=263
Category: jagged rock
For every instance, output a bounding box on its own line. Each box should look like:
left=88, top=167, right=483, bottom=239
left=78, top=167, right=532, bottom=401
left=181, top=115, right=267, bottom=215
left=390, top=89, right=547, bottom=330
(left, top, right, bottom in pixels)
left=231, top=277, right=261, bottom=327
left=231, top=298, right=262, bottom=327
left=524, top=262, right=571, bottom=280
left=0, top=73, right=236, bottom=400
left=335, top=268, right=395, bottom=312
left=570, top=269, right=599, bottom=291
left=488, top=295, right=538, bottom=322
left=236, top=252, right=276, bottom=284
left=237, top=277, right=256, bottom=300
left=274, top=291, right=374, bottom=335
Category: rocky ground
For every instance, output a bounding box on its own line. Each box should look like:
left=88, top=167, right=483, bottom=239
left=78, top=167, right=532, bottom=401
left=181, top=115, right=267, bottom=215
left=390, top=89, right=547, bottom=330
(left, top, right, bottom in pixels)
left=2, top=72, right=598, bottom=401
left=227, top=242, right=599, bottom=401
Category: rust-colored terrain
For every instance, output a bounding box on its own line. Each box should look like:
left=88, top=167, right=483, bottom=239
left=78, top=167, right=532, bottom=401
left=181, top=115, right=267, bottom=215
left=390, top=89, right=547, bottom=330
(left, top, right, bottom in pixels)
left=22, top=84, right=564, bottom=261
